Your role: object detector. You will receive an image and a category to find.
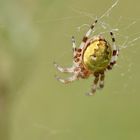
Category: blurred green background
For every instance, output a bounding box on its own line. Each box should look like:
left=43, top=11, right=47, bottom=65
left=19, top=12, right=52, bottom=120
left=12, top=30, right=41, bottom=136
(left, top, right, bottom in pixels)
left=0, top=0, right=140, bottom=140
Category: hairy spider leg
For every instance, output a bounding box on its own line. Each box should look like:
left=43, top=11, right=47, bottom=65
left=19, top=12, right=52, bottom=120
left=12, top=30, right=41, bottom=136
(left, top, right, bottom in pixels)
left=107, top=31, right=118, bottom=70
left=54, top=61, right=75, bottom=73
left=72, top=36, right=76, bottom=51
left=80, top=19, right=98, bottom=48
left=55, top=72, right=79, bottom=84
left=54, top=36, right=77, bottom=73
left=71, top=36, right=79, bottom=65
left=99, top=72, right=105, bottom=89
left=86, top=73, right=100, bottom=96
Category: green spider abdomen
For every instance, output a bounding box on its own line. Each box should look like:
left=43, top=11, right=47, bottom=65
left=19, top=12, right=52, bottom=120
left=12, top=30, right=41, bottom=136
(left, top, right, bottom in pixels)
left=83, top=39, right=112, bottom=72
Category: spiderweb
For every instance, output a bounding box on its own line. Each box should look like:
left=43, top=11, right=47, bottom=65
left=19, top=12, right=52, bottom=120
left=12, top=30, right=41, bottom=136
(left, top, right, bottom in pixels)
left=72, top=0, right=140, bottom=50
left=8, top=0, right=139, bottom=138
left=38, top=1, right=140, bottom=136
left=51, top=0, right=140, bottom=85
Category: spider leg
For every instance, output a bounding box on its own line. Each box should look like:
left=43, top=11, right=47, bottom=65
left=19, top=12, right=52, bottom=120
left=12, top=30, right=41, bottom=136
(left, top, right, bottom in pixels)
left=107, top=31, right=119, bottom=70
left=86, top=73, right=99, bottom=96
left=72, top=36, right=76, bottom=50
left=99, top=72, right=105, bottom=89
left=54, top=61, right=75, bottom=73
left=80, top=19, right=98, bottom=48
left=55, top=72, right=79, bottom=84
left=72, top=36, right=77, bottom=64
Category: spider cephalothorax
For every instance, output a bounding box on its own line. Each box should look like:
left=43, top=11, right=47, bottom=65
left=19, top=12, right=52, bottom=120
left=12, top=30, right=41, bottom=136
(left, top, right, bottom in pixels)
left=54, top=19, right=119, bottom=95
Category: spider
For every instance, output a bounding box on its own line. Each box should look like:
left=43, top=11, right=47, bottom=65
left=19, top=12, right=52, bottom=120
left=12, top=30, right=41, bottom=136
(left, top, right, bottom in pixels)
left=54, top=19, right=119, bottom=95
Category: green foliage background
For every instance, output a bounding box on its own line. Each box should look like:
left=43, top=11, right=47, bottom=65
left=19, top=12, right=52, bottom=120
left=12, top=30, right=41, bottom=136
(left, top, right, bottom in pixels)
left=0, top=0, right=140, bottom=140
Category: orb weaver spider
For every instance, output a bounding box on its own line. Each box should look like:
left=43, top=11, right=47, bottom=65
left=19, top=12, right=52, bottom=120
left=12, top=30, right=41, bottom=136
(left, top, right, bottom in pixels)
left=54, top=19, right=119, bottom=95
